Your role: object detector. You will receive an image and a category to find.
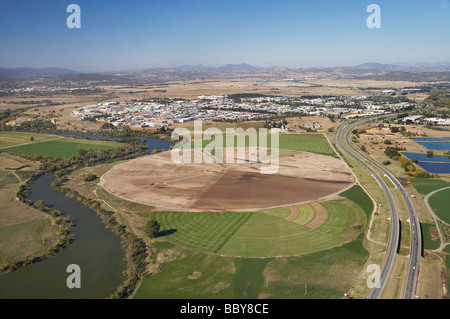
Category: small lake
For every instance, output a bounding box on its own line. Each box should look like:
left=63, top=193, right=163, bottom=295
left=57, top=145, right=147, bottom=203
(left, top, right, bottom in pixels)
left=411, top=138, right=446, bottom=142
left=417, top=142, right=450, bottom=151
left=403, top=153, right=450, bottom=164
left=414, top=162, right=450, bottom=174
left=0, top=175, right=127, bottom=299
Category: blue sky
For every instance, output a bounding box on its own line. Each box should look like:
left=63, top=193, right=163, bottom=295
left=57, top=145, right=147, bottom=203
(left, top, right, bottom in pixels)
left=0, top=0, right=449, bottom=72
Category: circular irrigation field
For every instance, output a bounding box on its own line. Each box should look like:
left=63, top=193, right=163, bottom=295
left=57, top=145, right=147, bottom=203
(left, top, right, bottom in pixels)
left=101, top=148, right=355, bottom=212
left=150, top=198, right=367, bottom=257
left=100, top=135, right=368, bottom=257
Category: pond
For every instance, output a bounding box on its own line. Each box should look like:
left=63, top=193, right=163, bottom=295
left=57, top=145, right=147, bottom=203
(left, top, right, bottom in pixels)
left=417, top=142, right=450, bottom=151
left=414, top=162, right=450, bottom=174
left=403, top=153, right=450, bottom=164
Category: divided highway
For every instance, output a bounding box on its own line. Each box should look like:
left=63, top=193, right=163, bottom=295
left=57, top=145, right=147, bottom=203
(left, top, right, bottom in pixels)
left=337, top=118, right=421, bottom=299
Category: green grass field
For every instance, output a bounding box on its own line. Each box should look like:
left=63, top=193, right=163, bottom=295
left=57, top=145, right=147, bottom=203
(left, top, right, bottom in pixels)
left=0, top=218, right=57, bottom=263
left=2, top=138, right=121, bottom=158
left=134, top=235, right=369, bottom=299
left=292, top=205, right=315, bottom=225
left=421, top=223, right=441, bottom=250
left=428, top=188, right=450, bottom=224
left=194, top=133, right=336, bottom=158
left=410, top=178, right=450, bottom=195
left=0, top=153, right=59, bottom=264
left=278, top=134, right=336, bottom=157
left=151, top=198, right=365, bottom=258
left=339, top=185, right=374, bottom=219
left=0, top=132, right=60, bottom=149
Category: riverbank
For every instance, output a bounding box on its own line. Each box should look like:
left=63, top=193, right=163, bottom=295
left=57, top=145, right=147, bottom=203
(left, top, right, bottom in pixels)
left=0, top=132, right=171, bottom=298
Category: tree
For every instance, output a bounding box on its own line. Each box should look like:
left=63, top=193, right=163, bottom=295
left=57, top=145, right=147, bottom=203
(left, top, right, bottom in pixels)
left=35, top=200, right=47, bottom=211
left=30, top=136, right=34, bottom=142
left=144, top=219, right=161, bottom=238
left=390, top=126, right=400, bottom=133
left=1, top=257, right=10, bottom=271
left=84, top=174, right=98, bottom=182
left=101, top=123, right=115, bottom=130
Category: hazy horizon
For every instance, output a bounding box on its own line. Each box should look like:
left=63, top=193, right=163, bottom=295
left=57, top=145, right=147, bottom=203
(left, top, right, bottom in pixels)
left=2, top=61, right=450, bottom=75
left=1, top=0, right=449, bottom=73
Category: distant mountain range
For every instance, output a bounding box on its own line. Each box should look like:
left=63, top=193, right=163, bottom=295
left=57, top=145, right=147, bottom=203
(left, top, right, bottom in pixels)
left=0, top=67, right=77, bottom=79
left=1, top=62, right=449, bottom=83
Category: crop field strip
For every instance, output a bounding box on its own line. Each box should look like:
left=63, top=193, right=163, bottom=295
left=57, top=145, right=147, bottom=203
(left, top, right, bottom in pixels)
left=428, top=188, right=450, bottom=224
left=292, top=204, right=315, bottom=225
left=193, top=133, right=337, bottom=158
left=152, top=198, right=365, bottom=258
left=0, top=132, right=61, bottom=149
left=2, top=137, right=121, bottom=158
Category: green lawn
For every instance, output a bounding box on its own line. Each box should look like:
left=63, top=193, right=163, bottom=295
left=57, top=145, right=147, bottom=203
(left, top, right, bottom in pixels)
left=421, top=223, right=441, bottom=250
left=134, top=235, right=369, bottom=299
left=410, top=178, right=450, bottom=195
left=0, top=132, right=61, bottom=149
left=2, top=138, right=121, bottom=158
left=0, top=218, right=57, bottom=263
left=260, top=238, right=369, bottom=299
left=292, top=204, right=315, bottom=225
left=151, top=199, right=365, bottom=258
left=194, top=133, right=336, bottom=157
left=339, top=185, right=374, bottom=219
left=429, top=188, right=450, bottom=224
left=278, top=134, right=336, bottom=157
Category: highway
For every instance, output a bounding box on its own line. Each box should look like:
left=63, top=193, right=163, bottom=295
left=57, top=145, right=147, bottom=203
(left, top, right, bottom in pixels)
left=336, top=118, right=421, bottom=299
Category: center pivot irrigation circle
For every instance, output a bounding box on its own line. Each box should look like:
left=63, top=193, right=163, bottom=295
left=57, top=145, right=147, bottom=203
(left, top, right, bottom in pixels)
left=101, top=148, right=355, bottom=212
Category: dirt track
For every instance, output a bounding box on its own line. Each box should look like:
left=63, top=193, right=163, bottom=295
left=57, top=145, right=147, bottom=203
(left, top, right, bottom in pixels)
left=101, top=149, right=355, bottom=212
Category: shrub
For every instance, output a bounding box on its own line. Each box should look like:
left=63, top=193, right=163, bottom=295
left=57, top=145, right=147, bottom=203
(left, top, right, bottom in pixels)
left=144, top=219, right=161, bottom=238
left=84, top=174, right=98, bottom=182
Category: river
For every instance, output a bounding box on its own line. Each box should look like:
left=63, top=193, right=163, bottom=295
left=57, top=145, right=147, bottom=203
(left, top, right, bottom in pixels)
left=0, top=175, right=127, bottom=299
left=64, top=133, right=173, bottom=154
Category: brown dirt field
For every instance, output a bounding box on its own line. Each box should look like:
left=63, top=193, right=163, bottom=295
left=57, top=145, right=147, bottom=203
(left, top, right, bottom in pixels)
left=101, top=148, right=355, bottom=212
left=0, top=184, right=44, bottom=227
left=416, top=253, right=447, bottom=299
left=429, top=226, right=439, bottom=241
left=285, top=206, right=300, bottom=222
left=305, top=202, right=328, bottom=229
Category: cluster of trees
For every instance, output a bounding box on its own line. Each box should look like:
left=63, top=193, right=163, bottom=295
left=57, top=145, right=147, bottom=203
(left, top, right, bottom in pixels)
left=227, top=93, right=268, bottom=103
left=264, top=120, right=287, bottom=129
left=424, top=92, right=450, bottom=109
left=62, top=125, right=174, bottom=143
left=144, top=219, right=161, bottom=238
left=21, top=144, right=148, bottom=173
left=399, top=157, right=416, bottom=173
left=383, top=147, right=433, bottom=178
left=15, top=119, right=57, bottom=133
left=83, top=173, right=98, bottom=182
left=384, top=146, right=403, bottom=160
